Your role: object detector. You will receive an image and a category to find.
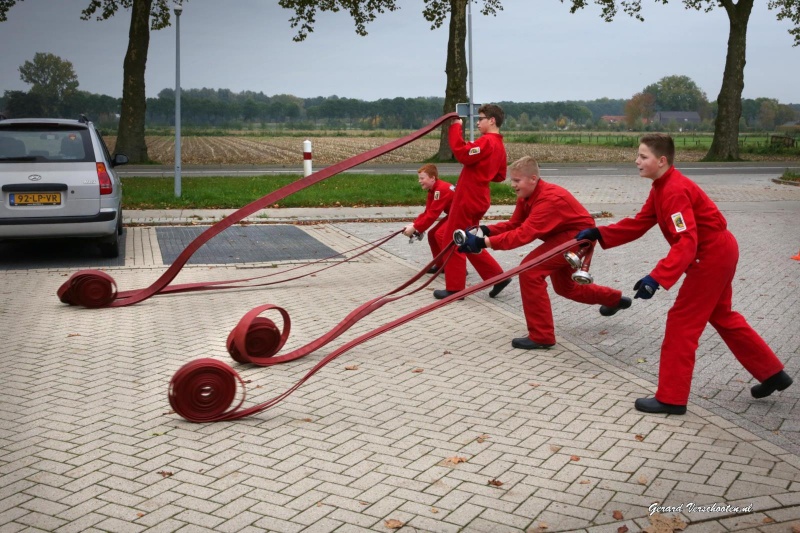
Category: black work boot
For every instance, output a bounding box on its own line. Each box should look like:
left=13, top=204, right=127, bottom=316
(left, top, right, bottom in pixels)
left=634, top=397, right=687, bottom=415
left=511, top=337, right=554, bottom=350
left=433, top=289, right=463, bottom=300
left=489, top=279, right=511, bottom=298
left=599, top=296, right=632, bottom=317
left=751, top=370, right=793, bottom=399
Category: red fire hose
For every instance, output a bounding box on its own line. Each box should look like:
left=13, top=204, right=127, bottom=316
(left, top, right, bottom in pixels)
left=168, top=239, right=591, bottom=422
left=57, top=113, right=460, bottom=308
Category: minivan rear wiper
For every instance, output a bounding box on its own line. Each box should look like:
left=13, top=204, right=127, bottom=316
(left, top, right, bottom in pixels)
left=0, top=156, right=38, bottom=162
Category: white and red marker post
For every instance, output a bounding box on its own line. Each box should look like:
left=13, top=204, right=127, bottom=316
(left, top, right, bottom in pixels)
left=303, top=139, right=312, bottom=177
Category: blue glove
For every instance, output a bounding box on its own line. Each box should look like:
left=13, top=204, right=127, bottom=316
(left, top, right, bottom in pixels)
left=633, top=275, right=660, bottom=299
left=575, top=227, right=600, bottom=242
left=458, top=231, right=486, bottom=254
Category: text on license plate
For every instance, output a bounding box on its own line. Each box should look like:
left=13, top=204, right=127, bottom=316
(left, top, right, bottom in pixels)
left=9, top=192, right=62, bottom=206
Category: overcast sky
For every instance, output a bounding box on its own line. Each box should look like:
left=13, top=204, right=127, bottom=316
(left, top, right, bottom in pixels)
left=1, top=0, right=798, bottom=105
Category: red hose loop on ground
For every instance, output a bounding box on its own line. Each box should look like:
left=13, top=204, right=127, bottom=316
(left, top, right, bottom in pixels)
left=226, top=304, right=291, bottom=364
left=168, top=358, right=246, bottom=422
left=57, top=269, right=118, bottom=308
left=169, top=240, right=591, bottom=423
left=60, top=113, right=459, bottom=309
left=225, top=244, right=456, bottom=368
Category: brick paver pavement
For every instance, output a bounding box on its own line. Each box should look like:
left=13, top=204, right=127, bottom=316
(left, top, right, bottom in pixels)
left=2, top=169, right=799, bottom=532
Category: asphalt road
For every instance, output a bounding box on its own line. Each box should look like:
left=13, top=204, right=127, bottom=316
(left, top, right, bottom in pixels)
left=117, top=161, right=800, bottom=179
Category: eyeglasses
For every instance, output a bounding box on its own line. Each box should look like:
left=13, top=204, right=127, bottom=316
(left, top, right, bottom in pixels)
left=476, top=116, right=490, bottom=122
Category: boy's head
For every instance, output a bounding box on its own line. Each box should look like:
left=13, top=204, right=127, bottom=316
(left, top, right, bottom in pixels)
left=417, top=163, right=438, bottom=190
left=508, top=156, right=540, bottom=199
left=478, top=104, right=504, bottom=130
left=637, top=133, right=674, bottom=180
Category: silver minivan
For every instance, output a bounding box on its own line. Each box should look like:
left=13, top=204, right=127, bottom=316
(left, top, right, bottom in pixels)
left=0, top=116, right=128, bottom=257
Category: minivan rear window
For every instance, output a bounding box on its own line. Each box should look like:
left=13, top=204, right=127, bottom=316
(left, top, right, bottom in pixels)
left=0, top=125, right=95, bottom=163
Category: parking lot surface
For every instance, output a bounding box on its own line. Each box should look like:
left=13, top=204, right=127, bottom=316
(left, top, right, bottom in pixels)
left=1, top=167, right=799, bottom=532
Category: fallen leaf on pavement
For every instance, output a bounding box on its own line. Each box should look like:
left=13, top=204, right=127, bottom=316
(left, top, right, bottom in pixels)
left=345, top=365, right=359, bottom=370
left=444, top=456, right=468, bottom=465
left=384, top=519, right=404, bottom=529
left=637, top=358, right=647, bottom=363
left=549, top=444, right=562, bottom=452
left=613, top=510, right=624, bottom=520
left=157, top=471, right=173, bottom=478
left=412, top=368, right=424, bottom=373
left=635, top=434, right=645, bottom=441
left=570, top=455, right=580, bottom=461
left=476, top=434, right=490, bottom=443
left=488, top=479, right=503, bottom=487
left=430, top=508, right=439, bottom=514
left=579, top=479, right=591, bottom=484
left=638, top=475, right=648, bottom=485
left=617, top=526, right=629, bottom=533
left=643, top=513, right=687, bottom=532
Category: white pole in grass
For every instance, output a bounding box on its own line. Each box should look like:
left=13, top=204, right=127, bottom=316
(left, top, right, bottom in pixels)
left=467, top=0, right=475, bottom=142
left=303, top=139, right=312, bottom=176
left=174, top=4, right=183, bottom=197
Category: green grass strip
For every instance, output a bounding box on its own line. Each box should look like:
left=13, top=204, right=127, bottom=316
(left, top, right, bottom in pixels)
left=121, top=173, right=519, bottom=209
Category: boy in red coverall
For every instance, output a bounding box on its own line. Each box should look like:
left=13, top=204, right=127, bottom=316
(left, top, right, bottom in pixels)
left=402, top=164, right=454, bottom=273
left=435, top=104, right=510, bottom=300
left=457, top=156, right=630, bottom=350
left=576, top=133, right=792, bottom=414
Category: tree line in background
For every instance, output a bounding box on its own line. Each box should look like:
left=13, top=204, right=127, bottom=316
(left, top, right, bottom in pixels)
left=3, top=1, right=800, bottom=162
left=2, top=58, right=798, bottom=134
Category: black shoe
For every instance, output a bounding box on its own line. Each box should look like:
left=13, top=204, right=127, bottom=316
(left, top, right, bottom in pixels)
left=433, top=289, right=463, bottom=300
left=751, top=370, right=793, bottom=399
left=599, top=296, right=632, bottom=317
left=489, top=279, right=512, bottom=298
left=426, top=266, right=441, bottom=274
left=634, top=397, right=687, bottom=415
left=511, top=337, right=555, bottom=350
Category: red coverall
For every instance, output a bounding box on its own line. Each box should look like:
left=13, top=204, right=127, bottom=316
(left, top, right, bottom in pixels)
left=488, top=180, right=622, bottom=345
left=412, top=179, right=454, bottom=268
left=598, top=166, right=785, bottom=405
left=440, top=121, right=506, bottom=291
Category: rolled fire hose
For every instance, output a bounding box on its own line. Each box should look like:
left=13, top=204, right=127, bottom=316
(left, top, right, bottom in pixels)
left=57, top=112, right=460, bottom=308
left=168, top=238, right=592, bottom=422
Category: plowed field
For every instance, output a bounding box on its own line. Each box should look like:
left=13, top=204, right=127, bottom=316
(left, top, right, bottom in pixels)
left=103, top=135, right=790, bottom=165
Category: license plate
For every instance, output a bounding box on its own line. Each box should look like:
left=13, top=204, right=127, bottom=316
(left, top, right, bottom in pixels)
left=9, top=192, right=62, bottom=206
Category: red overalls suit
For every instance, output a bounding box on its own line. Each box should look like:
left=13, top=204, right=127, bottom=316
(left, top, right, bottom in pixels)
left=440, top=122, right=506, bottom=291
left=598, top=166, right=785, bottom=405
left=412, top=179, right=454, bottom=269
left=488, top=180, right=622, bottom=345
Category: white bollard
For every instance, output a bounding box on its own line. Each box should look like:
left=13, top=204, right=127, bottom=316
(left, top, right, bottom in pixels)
left=303, top=139, right=312, bottom=177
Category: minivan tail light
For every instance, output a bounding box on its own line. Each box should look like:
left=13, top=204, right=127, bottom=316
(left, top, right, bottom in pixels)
left=96, top=163, right=113, bottom=195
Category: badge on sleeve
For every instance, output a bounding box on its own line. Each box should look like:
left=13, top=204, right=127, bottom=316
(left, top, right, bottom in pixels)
left=469, top=147, right=481, bottom=156
left=434, top=191, right=440, bottom=200
left=671, top=212, right=687, bottom=232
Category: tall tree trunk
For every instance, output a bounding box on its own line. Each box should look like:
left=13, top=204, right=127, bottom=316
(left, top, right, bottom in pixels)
left=436, top=0, right=468, bottom=161
left=116, top=0, right=151, bottom=162
left=704, top=0, right=753, bottom=161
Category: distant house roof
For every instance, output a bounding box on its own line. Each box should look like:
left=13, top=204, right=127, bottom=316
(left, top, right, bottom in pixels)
left=600, top=115, right=626, bottom=123
left=655, top=111, right=701, bottom=123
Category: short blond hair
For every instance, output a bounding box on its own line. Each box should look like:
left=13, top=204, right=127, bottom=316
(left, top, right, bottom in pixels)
left=508, top=156, right=540, bottom=178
